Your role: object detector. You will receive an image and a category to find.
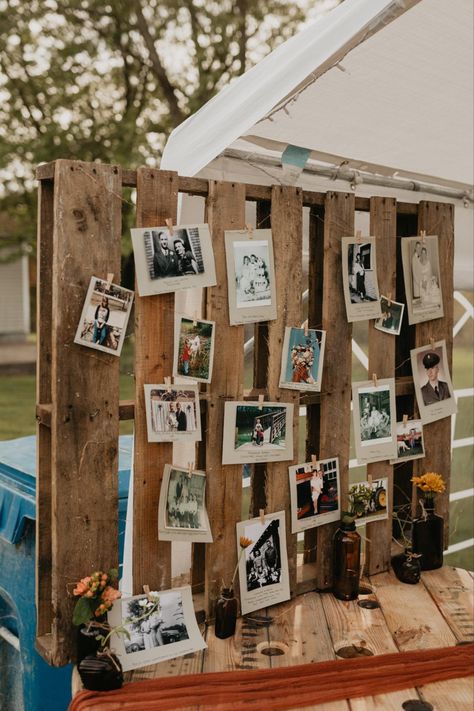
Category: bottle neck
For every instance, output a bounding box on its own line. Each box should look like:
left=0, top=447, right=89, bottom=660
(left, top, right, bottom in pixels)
left=339, top=519, right=356, bottom=532
left=221, top=587, right=234, bottom=599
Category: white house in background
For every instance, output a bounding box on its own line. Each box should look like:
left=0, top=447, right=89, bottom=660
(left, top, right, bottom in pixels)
left=0, top=247, right=30, bottom=340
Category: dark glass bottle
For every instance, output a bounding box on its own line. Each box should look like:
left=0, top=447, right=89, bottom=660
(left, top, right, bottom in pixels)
left=215, top=587, right=238, bottom=639
left=333, top=520, right=361, bottom=601
left=78, top=650, right=123, bottom=691
left=77, top=616, right=107, bottom=662
left=391, top=547, right=422, bottom=584
left=412, top=498, right=444, bottom=570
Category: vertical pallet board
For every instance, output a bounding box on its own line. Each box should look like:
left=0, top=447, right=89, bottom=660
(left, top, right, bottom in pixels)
left=204, top=180, right=246, bottom=615
left=366, top=197, right=397, bottom=575
left=265, top=185, right=303, bottom=595
left=36, top=176, right=54, bottom=645
left=133, top=169, right=178, bottom=593
left=47, top=160, right=122, bottom=664
left=316, top=192, right=355, bottom=589
left=304, top=205, right=324, bottom=568
left=414, top=201, right=455, bottom=546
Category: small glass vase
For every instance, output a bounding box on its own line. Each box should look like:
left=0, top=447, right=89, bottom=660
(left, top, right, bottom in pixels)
left=333, top=520, right=361, bottom=601
left=391, top=548, right=422, bottom=584
left=215, top=587, right=238, bottom=639
left=412, top=497, right=444, bottom=570
left=78, top=649, right=123, bottom=692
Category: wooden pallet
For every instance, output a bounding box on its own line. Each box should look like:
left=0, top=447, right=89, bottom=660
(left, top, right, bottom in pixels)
left=35, top=161, right=454, bottom=665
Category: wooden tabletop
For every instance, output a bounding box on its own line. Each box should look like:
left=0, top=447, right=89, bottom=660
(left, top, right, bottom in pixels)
left=74, top=566, right=474, bottom=709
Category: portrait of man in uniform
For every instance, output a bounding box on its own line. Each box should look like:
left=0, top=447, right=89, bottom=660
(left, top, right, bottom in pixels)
left=420, top=351, right=451, bottom=406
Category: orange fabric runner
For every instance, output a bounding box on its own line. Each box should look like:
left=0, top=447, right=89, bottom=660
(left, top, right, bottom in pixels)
left=69, top=643, right=474, bottom=711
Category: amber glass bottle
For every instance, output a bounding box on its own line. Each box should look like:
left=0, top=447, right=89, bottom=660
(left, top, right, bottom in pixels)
left=333, top=520, right=361, bottom=601
left=215, top=587, right=238, bottom=639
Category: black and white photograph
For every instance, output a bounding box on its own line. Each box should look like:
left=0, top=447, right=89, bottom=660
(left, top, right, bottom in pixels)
left=131, top=223, right=217, bottom=296
left=107, top=586, right=206, bottom=671
left=173, top=315, right=215, bottom=383
left=225, top=229, right=277, bottom=325
left=401, top=235, right=444, bottom=325
left=374, top=295, right=405, bottom=336
left=352, top=379, right=397, bottom=463
left=222, top=401, right=294, bottom=465
left=74, top=277, right=134, bottom=357
left=236, top=511, right=290, bottom=615
left=351, top=478, right=389, bottom=527
left=289, top=457, right=340, bottom=534
left=411, top=340, right=457, bottom=424
left=342, top=237, right=382, bottom=322
left=390, top=419, right=425, bottom=464
left=279, top=327, right=326, bottom=392
left=144, top=384, right=201, bottom=443
left=158, top=465, right=212, bottom=543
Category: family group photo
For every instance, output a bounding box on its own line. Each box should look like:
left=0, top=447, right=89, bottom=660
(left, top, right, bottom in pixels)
left=358, top=388, right=392, bottom=444
left=233, top=240, right=272, bottom=308
left=165, top=469, right=206, bottom=531
left=244, top=518, right=282, bottom=592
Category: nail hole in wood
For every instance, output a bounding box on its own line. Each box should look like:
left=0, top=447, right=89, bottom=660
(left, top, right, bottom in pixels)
left=358, top=599, right=380, bottom=610
left=402, top=701, right=433, bottom=711
left=335, top=645, right=374, bottom=659
left=358, top=584, right=374, bottom=595
left=257, top=641, right=288, bottom=657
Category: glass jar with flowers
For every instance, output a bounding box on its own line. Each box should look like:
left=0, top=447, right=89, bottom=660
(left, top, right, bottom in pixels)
left=333, top=484, right=371, bottom=601
left=215, top=536, right=252, bottom=639
left=411, top=472, right=446, bottom=570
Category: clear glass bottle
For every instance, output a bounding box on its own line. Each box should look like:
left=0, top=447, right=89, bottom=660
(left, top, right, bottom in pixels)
left=215, top=587, right=238, bottom=639
left=333, top=520, right=361, bottom=601
left=412, top=497, right=444, bottom=570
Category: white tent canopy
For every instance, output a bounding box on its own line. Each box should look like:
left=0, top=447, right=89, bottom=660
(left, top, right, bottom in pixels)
left=161, top=0, right=473, bottom=288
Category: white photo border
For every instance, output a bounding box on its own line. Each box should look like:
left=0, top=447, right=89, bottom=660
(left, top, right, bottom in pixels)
left=144, top=384, right=202, bottom=443
left=222, top=401, right=294, bottom=465
left=289, top=457, right=340, bottom=534
left=172, top=314, right=216, bottom=384
left=279, top=326, right=326, bottom=392
left=352, top=378, right=397, bottom=463
left=410, top=339, right=457, bottom=425
left=341, top=237, right=382, bottom=323
left=158, top=464, right=213, bottom=543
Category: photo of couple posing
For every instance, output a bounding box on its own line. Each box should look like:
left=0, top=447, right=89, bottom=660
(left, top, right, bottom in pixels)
left=148, top=228, right=204, bottom=280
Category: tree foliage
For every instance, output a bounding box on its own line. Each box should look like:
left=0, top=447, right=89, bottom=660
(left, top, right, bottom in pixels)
left=0, top=0, right=336, bottom=254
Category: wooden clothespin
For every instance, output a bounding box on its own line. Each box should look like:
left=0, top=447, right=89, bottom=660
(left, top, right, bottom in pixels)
left=311, top=453, right=319, bottom=470
left=429, top=336, right=435, bottom=348
left=367, top=474, right=373, bottom=486
left=420, top=230, right=426, bottom=243
left=387, top=292, right=392, bottom=307
left=105, top=272, right=114, bottom=291
left=372, top=373, right=378, bottom=388
left=258, top=393, right=264, bottom=410
left=143, top=584, right=151, bottom=596
left=303, top=319, right=309, bottom=336
left=259, top=509, right=266, bottom=526
left=193, top=311, right=199, bottom=327
left=187, top=461, right=194, bottom=478
left=164, top=376, right=172, bottom=393
left=246, top=223, right=254, bottom=240
left=165, top=218, right=174, bottom=238
left=355, top=230, right=362, bottom=244
left=403, top=414, right=409, bottom=426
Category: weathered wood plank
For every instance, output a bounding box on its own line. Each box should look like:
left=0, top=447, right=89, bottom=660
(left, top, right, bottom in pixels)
left=419, top=678, right=474, bottom=711
left=413, top=202, right=455, bottom=546
left=204, top=180, right=246, bottom=615
left=373, top=570, right=457, bottom=650
left=133, top=168, right=178, bottom=594
left=48, top=160, right=122, bottom=664
left=204, top=616, right=269, bottom=672
left=366, top=197, right=397, bottom=575
left=36, top=177, right=54, bottom=644
left=316, top=192, right=354, bottom=589
left=265, top=185, right=303, bottom=597
left=421, top=566, right=474, bottom=643
left=268, top=592, right=336, bottom=667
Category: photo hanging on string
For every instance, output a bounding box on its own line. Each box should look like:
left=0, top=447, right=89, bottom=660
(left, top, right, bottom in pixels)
left=410, top=340, right=456, bottom=425
left=131, top=224, right=217, bottom=296
left=401, top=235, right=443, bottom=325
left=350, top=478, right=389, bottom=527
left=341, top=237, right=382, bottom=323
left=74, top=276, right=134, bottom=357
left=144, top=384, right=201, bottom=443
left=374, top=295, right=405, bottom=336
left=173, top=315, right=215, bottom=384
left=288, top=457, right=340, bottom=534
left=225, top=229, right=277, bottom=325
left=390, top=419, right=425, bottom=464
left=279, top=326, right=326, bottom=392
left=222, top=401, right=294, bottom=465
left=352, top=378, right=397, bottom=463
left=158, top=465, right=213, bottom=543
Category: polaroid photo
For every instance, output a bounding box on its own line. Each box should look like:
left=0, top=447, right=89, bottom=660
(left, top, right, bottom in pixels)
left=158, top=465, right=212, bottom=543
left=131, top=224, right=217, bottom=297
left=401, top=235, right=444, bottom=325
left=374, top=296, right=405, bottom=336
left=279, top=327, right=326, bottom=392
left=108, top=586, right=206, bottom=672
left=411, top=340, right=457, bottom=425
left=222, top=401, right=294, bottom=465
left=351, top=478, right=389, bottom=527
left=236, top=511, right=290, bottom=616
left=342, top=237, right=382, bottom=323
left=74, top=277, right=134, bottom=357
left=225, top=229, right=277, bottom=325
left=144, top=384, right=201, bottom=443
left=390, top=419, right=425, bottom=464
left=173, top=315, right=215, bottom=384
left=352, top=379, right=397, bottom=463
left=289, top=457, right=340, bottom=534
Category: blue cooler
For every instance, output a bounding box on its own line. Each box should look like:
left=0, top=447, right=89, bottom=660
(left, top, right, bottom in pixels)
left=0, top=435, right=132, bottom=711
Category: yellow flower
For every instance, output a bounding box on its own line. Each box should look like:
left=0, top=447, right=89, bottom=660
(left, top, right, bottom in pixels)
left=411, top=472, right=446, bottom=494
left=239, top=536, right=253, bottom=549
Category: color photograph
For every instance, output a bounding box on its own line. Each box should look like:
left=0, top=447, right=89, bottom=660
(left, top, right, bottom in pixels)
left=411, top=340, right=457, bottom=424
left=289, top=457, right=340, bottom=533
left=158, top=465, right=212, bottom=543
left=222, top=401, right=294, bottom=464
left=342, top=238, right=382, bottom=322
left=351, top=478, right=389, bottom=527
left=131, top=223, right=217, bottom=296
left=401, top=235, right=443, bottom=325
left=390, top=419, right=425, bottom=464
left=144, top=384, right=201, bottom=443
left=74, top=277, right=134, bottom=357
left=352, top=379, right=397, bottom=463
left=279, top=327, right=326, bottom=392
left=173, top=315, right=215, bottom=383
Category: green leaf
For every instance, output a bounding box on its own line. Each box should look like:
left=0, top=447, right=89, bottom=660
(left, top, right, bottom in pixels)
left=72, top=597, right=95, bottom=626
left=108, top=568, right=119, bottom=581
